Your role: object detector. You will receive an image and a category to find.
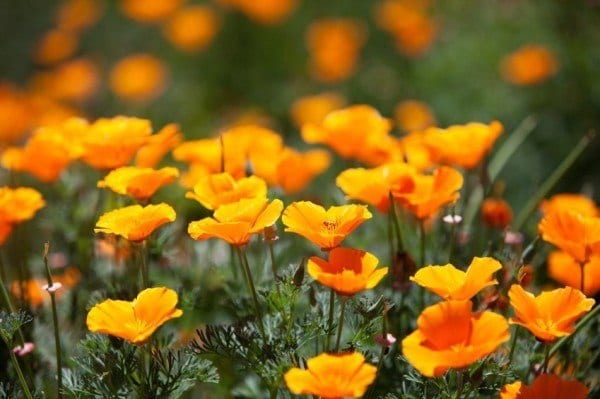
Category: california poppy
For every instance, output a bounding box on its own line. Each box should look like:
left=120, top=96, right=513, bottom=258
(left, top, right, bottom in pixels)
left=402, top=299, right=509, bottom=377
left=135, top=123, right=183, bottom=168
left=393, top=100, right=436, bottom=133
left=33, top=29, right=78, bottom=66
left=284, top=352, right=376, bottom=398
left=218, top=0, right=298, bottom=25
left=109, top=54, right=168, bottom=103
left=163, top=6, right=219, bottom=53
left=410, top=257, right=502, bottom=300
left=481, top=198, right=513, bottom=229
left=508, top=284, right=595, bottom=342
left=119, top=0, right=182, bottom=23
left=500, top=44, right=559, bottom=86
left=94, top=203, right=176, bottom=242
left=56, top=0, right=104, bottom=33
left=97, top=166, right=179, bottom=201
left=29, top=58, right=100, bottom=102
left=0, top=186, right=46, bottom=227
left=538, top=210, right=600, bottom=263
left=290, top=92, right=346, bottom=129
left=282, top=201, right=372, bottom=250
left=540, top=193, right=598, bottom=217
left=308, top=247, right=388, bottom=296
left=397, top=131, right=435, bottom=171
left=500, top=374, right=588, bottom=399
left=274, top=148, right=331, bottom=194
left=548, top=250, right=600, bottom=297
left=188, top=197, right=283, bottom=246
left=185, top=173, right=267, bottom=210
left=86, top=286, right=183, bottom=345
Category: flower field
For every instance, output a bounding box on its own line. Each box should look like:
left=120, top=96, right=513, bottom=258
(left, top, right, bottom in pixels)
left=1, top=1, right=599, bottom=398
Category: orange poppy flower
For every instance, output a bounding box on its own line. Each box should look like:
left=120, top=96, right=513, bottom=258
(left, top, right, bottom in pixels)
left=188, top=197, right=283, bottom=246
left=0, top=83, right=34, bottom=143
left=402, top=299, right=509, bottom=377
left=86, top=286, right=183, bottom=345
left=94, top=203, right=176, bottom=242
left=218, top=0, right=297, bottom=25
left=548, top=250, right=600, bottom=297
left=508, top=284, right=595, bottom=342
left=301, top=105, right=392, bottom=163
left=119, top=0, right=182, bottom=23
left=0, top=186, right=46, bottom=226
left=135, top=123, right=183, bottom=168
left=274, top=148, right=331, bottom=194
left=394, top=100, right=436, bottom=133
left=29, top=58, right=100, bottom=103
left=540, top=193, right=598, bottom=217
left=11, top=267, right=81, bottom=307
left=284, top=352, right=377, bottom=398
left=33, top=29, right=78, bottom=66
left=79, top=116, right=152, bottom=170
left=392, top=166, right=463, bottom=220
left=397, top=131, right=435, bottom=171
left=109, top=54, right=168, bottom=103
left=56, top=0, right=105, bottom=33
left=410, top=257, right=502, bottom=300
left=185, top=173, right=267, bottom=210
left=336, top=162, right=416, bottom=213
left=538, top=210, right=600, bottom=263
left=481, top=198, right=513, bottom=229
left=306, top=18, right=366, bottom=82
left=98, top=166, right=179, bottom=201
left=307, top=247, right=387, bottom=296
left=501, top=44, right=559, bottom=86
left=163, top=6, right=219, bottom=53
left=282, top=201, right=372, bottom=251
left=289, top=92, right=346, bottom=129
left=500, top=374, right=588, bottom=399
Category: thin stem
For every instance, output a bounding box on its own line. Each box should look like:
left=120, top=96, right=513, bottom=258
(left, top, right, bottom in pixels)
left=507, top=327, right=520, bottom=365
left=237, top=247, right=266, bottom=337
left=419, top=220, right=426, bottom=268
left=334, top=296, right=348, bottom=352
left=542, top=344, right=550, bottom=374
left=138, top=241, right=149, bottom=289
left=325, top=289, right=335, bottom=351
left=43, top=243, right=63, bottom=398
left=549, top=302, right=600, bottom=358
left=447, top=215, right=457, bottom=264
left=387, top=208, right=395, bottom=265
left=388, top=192, right=404, bottom=252
left=8, top=350, right=33, bottom=399
left=268, top=241, right=278, bottom=281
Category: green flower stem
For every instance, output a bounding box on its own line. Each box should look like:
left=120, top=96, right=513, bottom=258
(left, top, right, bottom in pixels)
left=8, top=349, right=33, bottom=399
left=43, top=243, right=63, bottom=398
left=267, top=241, right=278, bottom=282
left=334, top=296, right=348, bottom=352
left=447, top=212, right=457, bottom=264
left=542, top=343, right=550, bottom=374
left=419, top=220, right=426, bottom=268
left=549, top=302, right=600, bottom=358
left=513, top=131, right=595, bottom=231
left=237, top=246, right=266, bottom=337
left=388, top=192, right=404, bottom=252
left=507, top=327, right=520, bottom=365
left=138, top=241, right=149, bottom=289
left=325, top=289, right=335, bottom=351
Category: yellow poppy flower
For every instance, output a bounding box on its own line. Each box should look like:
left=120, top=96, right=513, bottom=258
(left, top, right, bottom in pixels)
left=274, top=148, right=331, bottom=194
left=119, top=0, right=183, bottom=23
left=0, top=186, right=46, bottom=225
left=538, top=210, right=600, bottom=263
left=393, top=100, right=436, bottom=133
left=284, top=352, right=376, bottom=398
left=282, top=201, right=372, bottom=251
left=289, top=92, right=346, bottom=129
left=109, top=54, right=168, bottom=103
left=86, top=287, right=183, bottom=345
left=97, top=166, right=179, bottom=201
left=410, top=257, right=502, bottom=300
left=135, top=123, right=183, bottom=168
left=500, top=44, right=558, bottom=86
left=94, top=203, right=176, bottom=242
left=185, top=173, right=267, bottom=210
left=539, top=193, right=598, bottom=217
left=548, top=250, right=600, bottom=297
left=163, top=6, right=219, bottom=53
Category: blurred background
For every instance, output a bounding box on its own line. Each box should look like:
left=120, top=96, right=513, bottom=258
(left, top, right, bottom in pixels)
left=1, top=0, right=599, bottom=206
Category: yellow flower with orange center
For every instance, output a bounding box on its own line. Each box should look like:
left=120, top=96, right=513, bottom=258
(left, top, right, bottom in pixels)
left=282, top=201, right=372, bottom=251
left=393, top=100, right=436, bottom=133
left=307, top=247, right=388, bottom=296
left=423, top=121, right=503, bottom=169
left=119, top=0, right=183, bottom=23
left=540, top=193, right=598, bottom=217
left=188, top=197, right=283, bottom=246
left=500, top=44, right=559, bottom=86
left=94, top=203, right=176, bottom=242
left=481, top=198, right=513, bottom=229
left=538, top=210, right=600, bottom=263
left=97, top=166, right=179, bottom=201
left=410, top=257, right=502, bottom=300
left=284, top=352, right=377, bottom=398
left=135, top=123, right=183, bottom=168
left=548, top=250, right=600, bottom=297
left=109, top=54, right=168, bottom=103
left=86, top=287, right=183, bottom=345
left=185, top=172, right=267, bottom=210
left=508, top=284, right=595, bottom=342
left=163, top=6, right=220, bottom=53
left=289, top=92, right=346, bottom=129
left=79, top=116, right=152, bottom=170
left=402, top=299, right=510, bottom=377
left=500, top=374, right=588, bottom=399
left=392, top=166, right=463, bottom=220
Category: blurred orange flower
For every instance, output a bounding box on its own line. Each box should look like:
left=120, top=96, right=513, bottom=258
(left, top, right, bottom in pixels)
left=29, top=58, right=100, bottom=103
left=135, top=123, right=183, bottom=168
left=508, top=284, right=595, bottom=342
left=56, top=0, right=105, bottom=33
left=87, top=286, right=183, bottom=345
left=33, top=29, right=78, bottom=66
left=336, top=162, right=416, bottom=213
left=500, top=374, right=588, bottom=399
left=548, top=250, right=600, bottom=297
left=218, top=0, right=297, bottom=25
left=481, top=198, right=513, bottom=229
left=119, top=0, right=183, bottom=23
left=402, top=299, right=510, bottom=377
left=164, top=6, right=220, bottom=52
left=0, top=83, right=34, bottom=143
left=302, top=105, right=392, bottom=163
left=290, top=92, right=346, bottom=129
left=307, top=247, right=387, bottom=296
left=188, top=197, right=283, bottom=246
left=185, top=173, right=267, bottom=210
left=501, top=44, right=559, bottom=86
left=79, top=116, right=152, bottom=170
left=282, top=201, right=372, bottom=251
left=392, top=166, right=463, bottom=220
left=98, top=166, right=179, bottom=201
left=0, top=187, right=46, bottom=227
left=397, top=131, right=435, bottom=171
left=306, top=18, right=366, bottom=82
left=423, top=121, right=503, bottom=169
left=94, top=203, right=176, bottom=242
left=394, top=100, right=436, bottom=133
left=410, top=257, right=502, bottom=300
left=11, top=267, right=81, bottom=307
left=284, top=352, right=377, bottom=398
left=109, top=54, right=168, bottom=103
left=273, top=148, right=331, bottom=194
left=540, top=193, right=598, bottom=217
left=538, top=210, right=600, bottom=263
